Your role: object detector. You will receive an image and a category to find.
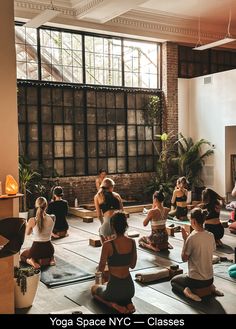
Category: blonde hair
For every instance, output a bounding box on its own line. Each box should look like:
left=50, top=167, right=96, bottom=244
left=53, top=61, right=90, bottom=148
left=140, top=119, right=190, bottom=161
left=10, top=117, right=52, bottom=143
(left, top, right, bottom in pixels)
left=97, top=178, right=115, bottom=202
left=35, top=197, right=47, bottom=232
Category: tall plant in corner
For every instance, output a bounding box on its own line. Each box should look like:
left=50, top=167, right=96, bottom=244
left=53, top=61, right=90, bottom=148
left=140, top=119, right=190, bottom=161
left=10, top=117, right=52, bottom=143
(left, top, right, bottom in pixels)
left=19, top=156, right=40, bottom=212
left=174, top=133, right=214, bottom=189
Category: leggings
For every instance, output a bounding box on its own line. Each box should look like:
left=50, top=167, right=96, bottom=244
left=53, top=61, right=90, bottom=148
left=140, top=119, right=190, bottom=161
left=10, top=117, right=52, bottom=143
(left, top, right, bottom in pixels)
left=204, top=223, right=224, bottom=240
left=96, top=273, right=135, bottom=306
left=171, top=274, right=213, bottom=293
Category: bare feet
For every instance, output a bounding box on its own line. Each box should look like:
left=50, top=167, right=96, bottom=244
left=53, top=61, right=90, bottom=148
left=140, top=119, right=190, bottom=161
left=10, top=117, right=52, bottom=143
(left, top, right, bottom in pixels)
left=49, top=258, right=56, bottom=266
left=51, top=233, right=60, bottom=239
left=26, top=258, right=40, bottom=269
left=216, top=240, right=223, bottom=247
left=183, top=287, right=202, bottom=302
left=126, top=303, right=136, bottom=313
left=110, top=303, right=128, bottom=314
left=211, top=286, right=224, bottom=297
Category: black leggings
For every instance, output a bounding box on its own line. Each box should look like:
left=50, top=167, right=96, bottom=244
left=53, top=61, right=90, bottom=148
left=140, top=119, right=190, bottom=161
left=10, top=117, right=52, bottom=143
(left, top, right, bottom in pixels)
left=96, top=274, right=135, bottom=306
left=171, top=274, right=213, bottom=293
left=205, top=223, right=224, bottom=240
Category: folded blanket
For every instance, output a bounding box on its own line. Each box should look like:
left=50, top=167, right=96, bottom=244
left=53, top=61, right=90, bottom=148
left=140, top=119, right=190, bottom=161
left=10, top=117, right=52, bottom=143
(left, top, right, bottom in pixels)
left=135, top=268, right=169, bottom=283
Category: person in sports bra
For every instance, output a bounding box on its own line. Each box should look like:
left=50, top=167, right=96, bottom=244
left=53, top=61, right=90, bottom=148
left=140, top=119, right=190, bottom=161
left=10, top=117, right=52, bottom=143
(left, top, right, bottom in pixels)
left=94, top=178, right=123, bottom=243
left=91, top=212, right=137, bottom=313
left=169, top=176, right=188, bottom=220
left=138, top=187, right=172, bottom=252
left=200, top=188, right=225, bottom=246
left=20, top=197, right=55, bottom=269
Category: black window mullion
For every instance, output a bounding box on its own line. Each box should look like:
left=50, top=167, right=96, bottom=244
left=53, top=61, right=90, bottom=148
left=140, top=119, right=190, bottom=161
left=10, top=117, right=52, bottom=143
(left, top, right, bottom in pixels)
left=121, top=38, right=125, bottom=87
left=83, top=88, right=89, bottom=175
left=82, top=34, right=86, bottom=84
left=37, top=86, right=43, bottom=166
left=37, top=28, right=42, bottom=81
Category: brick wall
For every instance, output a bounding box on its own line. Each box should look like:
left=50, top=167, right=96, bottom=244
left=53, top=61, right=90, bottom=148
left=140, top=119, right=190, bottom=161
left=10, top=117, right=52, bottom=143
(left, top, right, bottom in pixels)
left=162, top=42, right=178, bottom=136
left=44, top=172, right=155, bottom=206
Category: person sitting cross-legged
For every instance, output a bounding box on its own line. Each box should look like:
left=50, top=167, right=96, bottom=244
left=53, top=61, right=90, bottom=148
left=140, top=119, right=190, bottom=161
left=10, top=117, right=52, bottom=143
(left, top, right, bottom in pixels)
left=138, top=187, right=172, bottom=252
left=170, top=208, right=224, bottom=302
left=91, top=212, right=137, bottom=314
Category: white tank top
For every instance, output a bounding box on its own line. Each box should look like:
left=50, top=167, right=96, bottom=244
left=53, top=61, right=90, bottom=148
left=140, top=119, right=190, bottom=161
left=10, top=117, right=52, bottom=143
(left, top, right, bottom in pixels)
left=151, top=208, right=167, bottom=228
left=32, top=214, right=55, bottom=242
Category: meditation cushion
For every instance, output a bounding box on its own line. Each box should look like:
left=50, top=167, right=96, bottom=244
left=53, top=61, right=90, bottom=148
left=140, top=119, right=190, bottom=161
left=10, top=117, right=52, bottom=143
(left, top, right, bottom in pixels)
left=228, top=264, right=236, bottom=278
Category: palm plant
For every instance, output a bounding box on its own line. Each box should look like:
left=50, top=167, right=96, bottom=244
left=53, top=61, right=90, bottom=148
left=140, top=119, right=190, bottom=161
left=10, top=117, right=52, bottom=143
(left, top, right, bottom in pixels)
left=174, top=133, right=214, bottom=188
left=19, top=157, right=40, bottom=212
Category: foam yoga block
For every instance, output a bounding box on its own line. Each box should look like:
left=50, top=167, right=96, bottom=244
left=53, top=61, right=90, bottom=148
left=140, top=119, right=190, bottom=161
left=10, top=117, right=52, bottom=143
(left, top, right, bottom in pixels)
left=228, top=264, right=236, bottom=278
left=89, top=238, right=102, bottom=247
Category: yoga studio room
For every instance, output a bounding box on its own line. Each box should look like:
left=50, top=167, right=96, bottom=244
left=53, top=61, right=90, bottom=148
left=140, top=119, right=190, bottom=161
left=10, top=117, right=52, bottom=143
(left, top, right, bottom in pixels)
left=1, top=0, right=236, bottom=318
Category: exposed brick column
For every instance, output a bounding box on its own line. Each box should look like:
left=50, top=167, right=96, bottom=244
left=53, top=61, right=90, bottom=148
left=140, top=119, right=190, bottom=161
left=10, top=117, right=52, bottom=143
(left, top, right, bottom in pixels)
left=162, top=42, right=178, bottom=137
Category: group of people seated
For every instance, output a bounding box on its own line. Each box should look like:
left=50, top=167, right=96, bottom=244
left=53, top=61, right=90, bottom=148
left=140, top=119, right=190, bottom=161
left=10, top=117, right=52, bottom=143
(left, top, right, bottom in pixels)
left=19, top=171, right=231, bottom=313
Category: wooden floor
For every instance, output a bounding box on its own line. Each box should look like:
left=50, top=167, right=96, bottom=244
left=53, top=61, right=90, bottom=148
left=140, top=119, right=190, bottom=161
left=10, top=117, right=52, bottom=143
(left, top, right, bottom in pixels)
left=17, top=212, right=236, bottom=314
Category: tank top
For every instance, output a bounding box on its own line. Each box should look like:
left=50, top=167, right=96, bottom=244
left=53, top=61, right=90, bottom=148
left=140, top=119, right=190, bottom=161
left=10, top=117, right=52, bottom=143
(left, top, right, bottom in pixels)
left=32, top=214, right=55, bottom=242
left=108, top=240, right=134, bottom=267
left=151, top=208, right=167, bottom=228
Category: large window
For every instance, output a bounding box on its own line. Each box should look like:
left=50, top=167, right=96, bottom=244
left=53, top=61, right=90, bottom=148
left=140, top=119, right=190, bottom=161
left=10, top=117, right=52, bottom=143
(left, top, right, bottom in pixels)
left=15, top=24, right=159, bottom=88
left=124, top=40, right=158, bottom=88
left=85, top=36, right=122, bottom=86
left=18, top=83, right=161, bottom=177
left=15, top=26, right=38, bottom=80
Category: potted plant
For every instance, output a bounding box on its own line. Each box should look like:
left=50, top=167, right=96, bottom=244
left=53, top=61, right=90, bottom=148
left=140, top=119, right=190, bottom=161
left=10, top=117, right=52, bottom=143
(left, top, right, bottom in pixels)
left=14, top=266, right=40, bottom=308
left=19, top=156, right=40, bottom=220
left=173, top=133, right=214, bottom=200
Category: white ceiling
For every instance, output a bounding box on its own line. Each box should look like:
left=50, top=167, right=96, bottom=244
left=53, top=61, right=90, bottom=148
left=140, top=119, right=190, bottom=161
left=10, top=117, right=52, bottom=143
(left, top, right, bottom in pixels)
left=14, top=0, right=236, bottom=48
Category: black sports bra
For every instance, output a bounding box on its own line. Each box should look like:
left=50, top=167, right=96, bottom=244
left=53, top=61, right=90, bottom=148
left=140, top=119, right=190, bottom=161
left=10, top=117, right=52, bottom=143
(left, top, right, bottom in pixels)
left=175, top=193, right=187, bottom=202
left=108, top=240, right=134, bottom=267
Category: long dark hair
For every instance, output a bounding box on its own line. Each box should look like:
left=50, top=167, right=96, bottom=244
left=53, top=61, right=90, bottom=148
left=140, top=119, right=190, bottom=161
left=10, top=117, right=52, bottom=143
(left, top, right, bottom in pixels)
left=202, top=188, right=223, bottom=208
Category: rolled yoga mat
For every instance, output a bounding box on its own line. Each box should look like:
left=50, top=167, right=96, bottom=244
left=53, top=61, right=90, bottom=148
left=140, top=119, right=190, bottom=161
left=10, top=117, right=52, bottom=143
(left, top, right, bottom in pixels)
left=135, top=268, right=170, bottom=283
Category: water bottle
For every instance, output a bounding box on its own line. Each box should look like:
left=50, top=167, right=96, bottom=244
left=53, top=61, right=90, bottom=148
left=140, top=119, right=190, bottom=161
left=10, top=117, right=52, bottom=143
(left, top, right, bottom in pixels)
left=95, top=271, right=103, bottom=284
left=74, top=197, right=78, bottom=208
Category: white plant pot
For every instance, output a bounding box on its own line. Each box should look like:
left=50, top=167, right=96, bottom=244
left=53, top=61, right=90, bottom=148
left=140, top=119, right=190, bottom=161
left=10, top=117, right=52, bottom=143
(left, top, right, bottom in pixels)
left=19, top=212, right=28, bottom=221
left=14, top=272, right=40, bottom=309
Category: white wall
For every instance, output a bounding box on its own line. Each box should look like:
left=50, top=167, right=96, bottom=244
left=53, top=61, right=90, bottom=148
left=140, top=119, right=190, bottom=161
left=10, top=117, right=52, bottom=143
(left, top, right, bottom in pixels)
left=225, top=126, right=236, bottom=192
left=178, top=69, right=236, bottom=196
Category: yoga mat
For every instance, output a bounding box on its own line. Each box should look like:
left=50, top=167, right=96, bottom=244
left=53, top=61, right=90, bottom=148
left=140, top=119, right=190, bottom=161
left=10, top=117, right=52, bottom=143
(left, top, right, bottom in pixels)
left=137, top=238, right=184, bottom=264
left=64, top=240, right=163, bottom=270
left=149, top=278, right=236, bottom=314
left=52, top=227, right=91, bottom=245
left=65, top=289, right=167, bottom=314
left=216, top=243, right=234, bottom=254
left=213, top=262, right=236, bottom=283
left=40, top=257, right=95, bottom=288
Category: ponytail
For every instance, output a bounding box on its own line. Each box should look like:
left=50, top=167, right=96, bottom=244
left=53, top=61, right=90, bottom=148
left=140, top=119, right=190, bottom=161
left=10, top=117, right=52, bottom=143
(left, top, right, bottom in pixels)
left=35, top=197, right=47, bottom=232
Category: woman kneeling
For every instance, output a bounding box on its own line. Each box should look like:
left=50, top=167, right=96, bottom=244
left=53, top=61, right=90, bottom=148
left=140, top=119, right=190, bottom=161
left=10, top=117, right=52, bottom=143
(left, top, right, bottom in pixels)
left=171, top=208, right=223, bottom=302
left=91, top=212, right=137, bottom=313
left=139, top=188, right=172, bottom=252
left=20, top=197, right=55, bottom=269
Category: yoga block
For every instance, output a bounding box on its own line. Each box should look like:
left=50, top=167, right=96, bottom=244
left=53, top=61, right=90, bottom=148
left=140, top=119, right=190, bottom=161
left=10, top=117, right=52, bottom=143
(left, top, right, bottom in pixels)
left=184, top=224, right=193, bottom=234
left=221, top=221, right=228, bottom=228
left=192, top=285, right=213, bottom=297
left=83, top=216, right=94, bottom=223
left=89, top=238, right=102, bottom=247
left=168, top=267, right=183, bottom=279
left=125, top=212, right=130, bottom=218
left=166, top=227, right=175, bottom=236
left=128, top=231, right=140, bottom=238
